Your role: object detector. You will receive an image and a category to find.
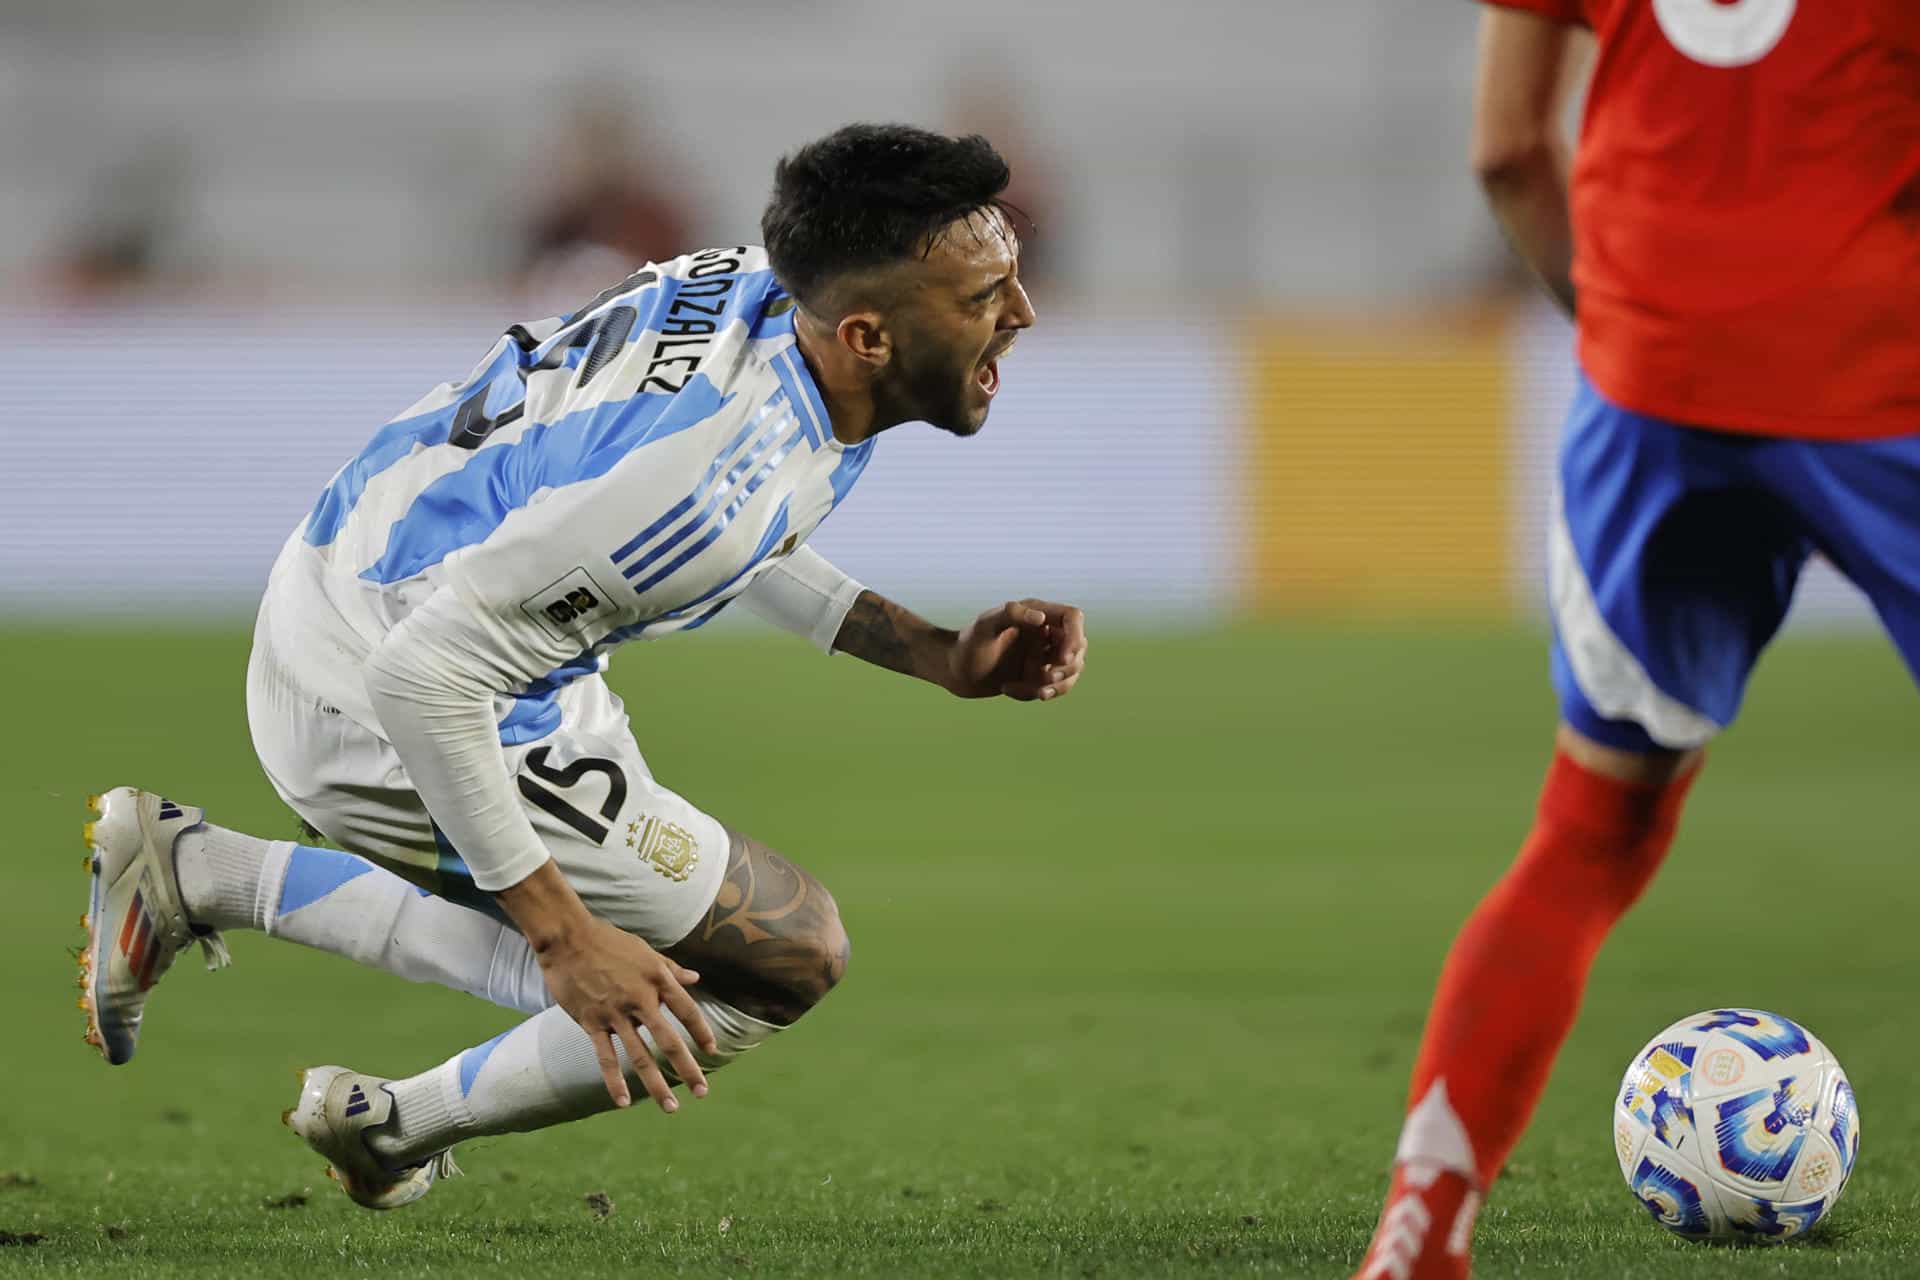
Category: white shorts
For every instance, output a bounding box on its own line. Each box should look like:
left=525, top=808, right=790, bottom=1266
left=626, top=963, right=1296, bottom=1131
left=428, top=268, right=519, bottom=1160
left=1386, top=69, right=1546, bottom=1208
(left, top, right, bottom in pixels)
left=245, top=605, right=730, bottom=946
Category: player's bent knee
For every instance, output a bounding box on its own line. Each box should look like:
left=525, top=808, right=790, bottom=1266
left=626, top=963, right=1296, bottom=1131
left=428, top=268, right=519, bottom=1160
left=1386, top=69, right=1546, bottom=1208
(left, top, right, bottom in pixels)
left=756, top=874, right=849, bottom=1018
left=668, top=832, right=850, bottom=1026
left=799, top=889, right=851, bottom=1003
left=756, top=892, right=848, bottom=1018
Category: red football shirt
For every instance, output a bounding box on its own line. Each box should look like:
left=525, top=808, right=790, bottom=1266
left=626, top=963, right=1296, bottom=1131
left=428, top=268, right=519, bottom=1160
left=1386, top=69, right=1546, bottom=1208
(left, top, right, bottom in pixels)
left=1484, top=0, right=1920, bottom=439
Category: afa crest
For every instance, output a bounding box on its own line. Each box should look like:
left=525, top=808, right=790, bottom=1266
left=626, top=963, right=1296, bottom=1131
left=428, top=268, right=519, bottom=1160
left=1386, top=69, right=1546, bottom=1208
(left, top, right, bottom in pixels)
left=627, top=816, right=699, bottom=883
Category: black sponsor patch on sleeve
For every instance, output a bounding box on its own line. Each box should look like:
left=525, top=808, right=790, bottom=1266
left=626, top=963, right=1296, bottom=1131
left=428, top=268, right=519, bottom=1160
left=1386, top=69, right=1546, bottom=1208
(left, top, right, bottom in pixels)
left=521, top=568, right=614, bottom=643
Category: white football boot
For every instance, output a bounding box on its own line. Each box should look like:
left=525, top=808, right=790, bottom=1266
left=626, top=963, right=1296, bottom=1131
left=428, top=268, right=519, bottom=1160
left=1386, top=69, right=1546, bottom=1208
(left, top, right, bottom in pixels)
left=79, top=787, right=231, bottom=1065
left=285, top=1066, right=460, bottom=1210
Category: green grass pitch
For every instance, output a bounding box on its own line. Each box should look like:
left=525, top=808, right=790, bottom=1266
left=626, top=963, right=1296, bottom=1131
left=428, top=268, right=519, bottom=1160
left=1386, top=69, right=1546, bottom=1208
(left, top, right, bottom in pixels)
left=2, top=620, right=1915, bottom=1277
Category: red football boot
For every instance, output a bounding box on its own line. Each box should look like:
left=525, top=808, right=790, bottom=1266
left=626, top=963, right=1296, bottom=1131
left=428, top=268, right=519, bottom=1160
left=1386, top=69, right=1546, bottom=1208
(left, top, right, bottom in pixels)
left=1353, top=1162, right=1480, bottom=1280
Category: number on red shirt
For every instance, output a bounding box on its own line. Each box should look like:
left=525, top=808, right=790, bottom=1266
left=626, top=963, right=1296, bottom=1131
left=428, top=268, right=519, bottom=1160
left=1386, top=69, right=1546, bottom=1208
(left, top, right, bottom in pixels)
left=1651, top=0, right=1796, bottom=67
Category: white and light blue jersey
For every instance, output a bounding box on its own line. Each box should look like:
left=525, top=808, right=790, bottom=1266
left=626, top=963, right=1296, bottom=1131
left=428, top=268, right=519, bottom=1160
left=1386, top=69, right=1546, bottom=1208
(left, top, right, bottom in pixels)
left=263, top=246, right=872, bottom=741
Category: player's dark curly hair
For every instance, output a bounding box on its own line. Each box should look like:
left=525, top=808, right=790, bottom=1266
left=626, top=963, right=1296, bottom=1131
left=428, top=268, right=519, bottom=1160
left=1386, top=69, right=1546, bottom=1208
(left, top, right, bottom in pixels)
left=762, top=123, right=1013, bottom=309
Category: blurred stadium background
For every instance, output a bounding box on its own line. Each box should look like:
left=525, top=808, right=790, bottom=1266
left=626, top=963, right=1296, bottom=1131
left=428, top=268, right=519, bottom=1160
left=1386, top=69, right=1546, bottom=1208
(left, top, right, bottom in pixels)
left=0, top=0, right=1871, bottom=625
left=4, top=6, right=1911, bottom=1275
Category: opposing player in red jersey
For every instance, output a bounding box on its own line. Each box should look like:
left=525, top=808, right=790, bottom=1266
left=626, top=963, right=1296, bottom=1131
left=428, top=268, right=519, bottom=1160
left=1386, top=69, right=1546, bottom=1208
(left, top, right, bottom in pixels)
left=1355, top=3, right=1920, bottom=1276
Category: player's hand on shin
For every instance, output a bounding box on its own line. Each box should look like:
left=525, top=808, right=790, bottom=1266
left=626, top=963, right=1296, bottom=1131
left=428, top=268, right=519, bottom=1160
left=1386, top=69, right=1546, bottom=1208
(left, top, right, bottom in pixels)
left=537, top=914, right=718, bottom=1113
left=497, top=858, right=718, bottom=1110
left=947, top=598, right=1087, bottom=702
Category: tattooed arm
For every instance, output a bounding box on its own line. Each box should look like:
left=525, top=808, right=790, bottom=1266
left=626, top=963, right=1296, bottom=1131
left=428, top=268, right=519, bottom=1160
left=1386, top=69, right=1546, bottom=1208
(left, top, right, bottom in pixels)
left=736, top=554, right=1088, bottom=702
left=829, top=590, right=958, bottom=687
left=832, top=589, right=1089, bottom=702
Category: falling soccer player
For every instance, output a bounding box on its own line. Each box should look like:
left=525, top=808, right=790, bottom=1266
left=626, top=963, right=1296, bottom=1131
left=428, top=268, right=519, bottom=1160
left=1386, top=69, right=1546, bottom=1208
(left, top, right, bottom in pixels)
left=1355, top=3, right=1920, bottom=1276
left=79, top=123, right=1086, bottom=1208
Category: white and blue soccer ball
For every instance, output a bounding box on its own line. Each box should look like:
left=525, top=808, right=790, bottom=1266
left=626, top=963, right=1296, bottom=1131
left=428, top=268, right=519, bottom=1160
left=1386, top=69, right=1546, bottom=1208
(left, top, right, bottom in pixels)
left=1614, top=1008, right=1859, bottom=1243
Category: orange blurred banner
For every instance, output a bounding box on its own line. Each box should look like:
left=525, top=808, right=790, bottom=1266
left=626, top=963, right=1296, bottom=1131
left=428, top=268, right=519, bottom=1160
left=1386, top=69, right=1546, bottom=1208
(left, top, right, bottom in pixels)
left=1245, top=315, right=1512, bottom=617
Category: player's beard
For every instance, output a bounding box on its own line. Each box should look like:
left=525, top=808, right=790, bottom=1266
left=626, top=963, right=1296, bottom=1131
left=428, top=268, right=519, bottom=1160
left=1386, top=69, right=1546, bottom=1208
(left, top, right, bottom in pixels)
left=877, top=334, right=989, bottom=437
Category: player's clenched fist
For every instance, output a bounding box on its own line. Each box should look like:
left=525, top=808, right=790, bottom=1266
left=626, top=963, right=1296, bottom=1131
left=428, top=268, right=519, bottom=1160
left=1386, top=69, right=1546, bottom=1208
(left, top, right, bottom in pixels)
left=946, top=599, right=1088, bottom=702
left=536, top=916, right=718, bottom=1112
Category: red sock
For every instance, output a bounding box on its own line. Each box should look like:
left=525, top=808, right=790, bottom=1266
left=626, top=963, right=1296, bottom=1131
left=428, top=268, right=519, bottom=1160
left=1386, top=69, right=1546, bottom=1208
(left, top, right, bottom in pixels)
left=1355, top=748, right=1698, bottom=1279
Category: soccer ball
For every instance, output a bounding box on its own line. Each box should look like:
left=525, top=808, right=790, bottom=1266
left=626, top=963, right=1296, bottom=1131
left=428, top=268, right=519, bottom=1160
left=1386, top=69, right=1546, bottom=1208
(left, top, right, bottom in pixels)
left=1614, top=1008, right=1859, bottom=1243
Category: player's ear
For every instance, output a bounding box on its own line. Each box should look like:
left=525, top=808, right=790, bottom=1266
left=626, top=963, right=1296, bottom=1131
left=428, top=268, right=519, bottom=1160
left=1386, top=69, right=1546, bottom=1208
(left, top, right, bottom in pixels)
left=834, top=311, right=892, bottom=368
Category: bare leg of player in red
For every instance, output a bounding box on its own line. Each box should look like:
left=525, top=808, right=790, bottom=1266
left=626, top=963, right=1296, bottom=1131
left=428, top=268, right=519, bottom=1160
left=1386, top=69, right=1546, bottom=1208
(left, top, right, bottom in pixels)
left=1353, top=729, right=1699, bottom=1279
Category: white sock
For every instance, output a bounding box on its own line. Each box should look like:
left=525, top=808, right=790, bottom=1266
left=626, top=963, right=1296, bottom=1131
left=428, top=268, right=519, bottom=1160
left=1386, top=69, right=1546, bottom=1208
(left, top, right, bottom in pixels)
left=174, top=825, right=286, bottom=932
left=270, top=842, right=550, bottom=1014
left=368, top=999, right=781, bottom=1167
left=181, top=830, right=549, bottom=1014
left=182, top=828, right=787, bottom=1166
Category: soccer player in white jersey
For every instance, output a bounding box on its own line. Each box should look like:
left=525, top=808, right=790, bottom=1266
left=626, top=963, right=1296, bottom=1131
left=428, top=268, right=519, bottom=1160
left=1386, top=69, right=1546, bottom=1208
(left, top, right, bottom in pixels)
left=77, top=124, right=1085, bottom=1209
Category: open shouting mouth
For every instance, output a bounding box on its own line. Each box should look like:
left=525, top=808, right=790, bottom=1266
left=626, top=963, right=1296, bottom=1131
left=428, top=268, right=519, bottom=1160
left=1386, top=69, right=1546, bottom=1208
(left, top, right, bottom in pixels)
left=977, top=335, right=1017, bottom=398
